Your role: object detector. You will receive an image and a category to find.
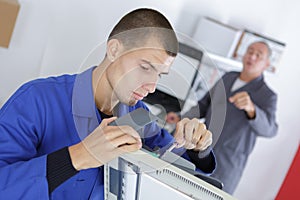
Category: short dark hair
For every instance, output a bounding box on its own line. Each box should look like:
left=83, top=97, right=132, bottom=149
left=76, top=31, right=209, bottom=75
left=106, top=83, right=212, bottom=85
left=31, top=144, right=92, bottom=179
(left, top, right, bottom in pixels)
left=108, top=8, right=178, bottom=57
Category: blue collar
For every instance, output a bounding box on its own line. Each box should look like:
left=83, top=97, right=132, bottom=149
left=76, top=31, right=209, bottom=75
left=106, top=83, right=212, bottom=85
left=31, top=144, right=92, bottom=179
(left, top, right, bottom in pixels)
left=71, top=66, right=133, bottom=140
left=72, top=66, right=97, bottom=118
left=71, top=66, right=100, bottom=140
left=72, top=66, right=131, bottom=118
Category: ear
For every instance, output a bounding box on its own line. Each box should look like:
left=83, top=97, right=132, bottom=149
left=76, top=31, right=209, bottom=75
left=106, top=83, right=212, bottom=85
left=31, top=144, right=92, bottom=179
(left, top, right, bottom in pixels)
left=264, top=59, right=271, bottom=70
left=106, top=39, right=122, bottom=62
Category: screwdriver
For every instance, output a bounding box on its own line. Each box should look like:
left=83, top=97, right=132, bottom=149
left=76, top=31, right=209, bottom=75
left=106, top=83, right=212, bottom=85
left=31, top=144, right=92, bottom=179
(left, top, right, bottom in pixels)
left=165, top=142, right=179, bottom=152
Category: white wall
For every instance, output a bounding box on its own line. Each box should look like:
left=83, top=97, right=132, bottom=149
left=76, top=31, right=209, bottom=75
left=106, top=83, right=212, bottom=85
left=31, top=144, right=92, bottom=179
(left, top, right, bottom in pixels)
left=0, top=0, right=299, bottom=199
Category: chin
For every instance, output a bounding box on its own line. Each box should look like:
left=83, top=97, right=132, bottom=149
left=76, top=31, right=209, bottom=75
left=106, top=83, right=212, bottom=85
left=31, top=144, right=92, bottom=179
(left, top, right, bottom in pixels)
left=123, top=96, right=138, bottom=106
left=128, top=99, right=138, bottom=106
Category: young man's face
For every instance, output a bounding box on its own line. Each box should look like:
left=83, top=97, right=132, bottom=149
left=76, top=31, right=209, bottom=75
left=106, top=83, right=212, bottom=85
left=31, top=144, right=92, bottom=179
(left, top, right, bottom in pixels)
left=242, top=42, right=270, bottom=75
left=107, top=46, right=175, bottom=106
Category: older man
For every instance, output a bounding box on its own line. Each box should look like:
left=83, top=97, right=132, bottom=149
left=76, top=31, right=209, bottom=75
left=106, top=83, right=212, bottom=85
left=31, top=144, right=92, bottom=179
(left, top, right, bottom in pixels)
left=167, top=41, right=278, bottom=194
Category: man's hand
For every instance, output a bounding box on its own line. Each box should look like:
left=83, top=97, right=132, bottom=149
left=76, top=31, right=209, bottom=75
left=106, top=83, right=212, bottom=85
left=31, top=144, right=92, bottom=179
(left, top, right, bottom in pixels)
left=229, top=91, right=256, bottom=118
left=69, top=117, right=142, bottom=170
left=173, top=118, right=212, bottom=151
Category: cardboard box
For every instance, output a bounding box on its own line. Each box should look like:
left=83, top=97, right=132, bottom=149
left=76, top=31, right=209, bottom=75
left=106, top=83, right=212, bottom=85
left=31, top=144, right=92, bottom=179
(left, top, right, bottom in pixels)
left=0, top=0, right=20, bottom=48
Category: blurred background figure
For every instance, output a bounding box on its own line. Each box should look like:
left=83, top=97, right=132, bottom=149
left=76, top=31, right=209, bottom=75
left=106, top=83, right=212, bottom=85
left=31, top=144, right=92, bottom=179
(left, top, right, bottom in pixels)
left=166, top=41, right=278, bottom=194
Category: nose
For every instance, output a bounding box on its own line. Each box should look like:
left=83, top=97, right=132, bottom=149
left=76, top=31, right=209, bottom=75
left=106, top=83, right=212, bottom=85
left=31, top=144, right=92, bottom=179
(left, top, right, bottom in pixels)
left=144, top=72, right=160, bottom=93
left=143, top=82, right=157, bottom=94
left=249, top=52, right=257, bottom=60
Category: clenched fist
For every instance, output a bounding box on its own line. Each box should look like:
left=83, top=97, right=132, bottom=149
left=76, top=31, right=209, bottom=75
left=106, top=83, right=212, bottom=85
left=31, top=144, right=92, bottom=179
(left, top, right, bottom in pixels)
left=173, top=118, right=212, bottom=151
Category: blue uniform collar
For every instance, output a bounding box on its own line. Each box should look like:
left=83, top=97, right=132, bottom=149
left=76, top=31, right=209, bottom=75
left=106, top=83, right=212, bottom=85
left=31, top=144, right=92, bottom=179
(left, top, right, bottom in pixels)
left=71, top=66, right=133, bottom=140
left=72, top=66, right=97, bottom=118
left=72, top=66, right=132, bottom=118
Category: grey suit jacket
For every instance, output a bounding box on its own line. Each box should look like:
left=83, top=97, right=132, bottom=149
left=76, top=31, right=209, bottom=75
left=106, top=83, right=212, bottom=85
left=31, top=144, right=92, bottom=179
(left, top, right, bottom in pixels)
left=184, top=71, right=278, bottom=194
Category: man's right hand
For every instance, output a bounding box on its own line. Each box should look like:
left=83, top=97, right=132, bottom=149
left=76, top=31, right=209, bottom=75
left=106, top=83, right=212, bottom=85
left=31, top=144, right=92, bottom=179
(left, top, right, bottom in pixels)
left=165, top=112, right=180, bottom=124
left=68, top=117, right=142, bottom=170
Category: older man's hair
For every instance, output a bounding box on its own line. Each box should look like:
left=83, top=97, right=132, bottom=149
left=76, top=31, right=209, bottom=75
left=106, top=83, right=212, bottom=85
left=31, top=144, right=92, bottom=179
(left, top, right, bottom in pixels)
left=251, top=41, right=272, bottom=58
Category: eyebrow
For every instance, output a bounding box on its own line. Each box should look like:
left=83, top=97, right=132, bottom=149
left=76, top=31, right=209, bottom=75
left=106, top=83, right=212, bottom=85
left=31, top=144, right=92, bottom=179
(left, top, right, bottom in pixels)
left=141, top=59, right=169, bottom=75
left=248, top=48, right=264, bottom=55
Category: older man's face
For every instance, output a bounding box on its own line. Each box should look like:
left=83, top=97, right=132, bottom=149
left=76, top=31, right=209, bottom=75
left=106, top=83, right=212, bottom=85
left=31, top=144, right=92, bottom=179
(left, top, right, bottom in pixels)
left=242, top=42, right=270, bottom=75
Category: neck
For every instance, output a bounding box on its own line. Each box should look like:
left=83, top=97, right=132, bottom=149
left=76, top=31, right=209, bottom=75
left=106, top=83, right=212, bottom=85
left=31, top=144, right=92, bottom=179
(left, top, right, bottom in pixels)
left=239, top=71, right=261, bottom=83
left=92, top=60, right=119, bottom=115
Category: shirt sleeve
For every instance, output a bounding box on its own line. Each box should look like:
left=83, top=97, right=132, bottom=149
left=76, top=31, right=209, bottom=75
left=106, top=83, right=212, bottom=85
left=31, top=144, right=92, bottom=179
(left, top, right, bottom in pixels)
left=47, top=147, right=78, bottom=193
left=186, top=147, right=215, bottom=174
left=0, top=85, right=49, bottom=199
left=0, top=153, right=49, bottom=199
left=249, top=92, right=278, bottom=137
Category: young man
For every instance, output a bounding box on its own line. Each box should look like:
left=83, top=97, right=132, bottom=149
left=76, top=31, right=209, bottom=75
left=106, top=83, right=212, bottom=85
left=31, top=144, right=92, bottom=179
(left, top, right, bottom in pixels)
left=0, top=8, right=215, bottom=199
left=167, top=41, right=278, bottom=194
